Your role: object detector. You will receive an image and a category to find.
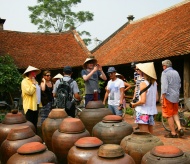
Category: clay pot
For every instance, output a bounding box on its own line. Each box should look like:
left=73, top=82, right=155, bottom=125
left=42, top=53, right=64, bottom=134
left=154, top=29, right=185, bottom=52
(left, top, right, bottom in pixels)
left=142, top=145, right=190, bottom=164
left=6, top=142, right=57, bottom=164
left=79, top=100, right=112, bottom=135
left=0, top=111, right=35, bottom=149
left=87, top=144, right=135, bottom=164
left=42, top=108, right=68, bottom=151
left=0, top=126, right=42, bottom=164
left=92, top=115, right=133, bottom=144
left=68, top=137, right=103, bottom=164
left=120, top=131, right=164, bottom=164
left=52, top=117, right=90, bottom=164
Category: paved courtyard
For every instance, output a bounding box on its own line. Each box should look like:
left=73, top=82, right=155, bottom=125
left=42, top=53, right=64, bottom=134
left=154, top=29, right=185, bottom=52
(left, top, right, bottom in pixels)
left=124, top=112, right=190, bottom=153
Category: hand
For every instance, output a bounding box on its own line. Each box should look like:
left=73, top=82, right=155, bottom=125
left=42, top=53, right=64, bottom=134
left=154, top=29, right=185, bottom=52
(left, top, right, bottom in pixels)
left=93, top=65, right=99, bottom=72
left=118, top=104, right=123, bottom=110
left=42, top=78, right=46, bottom=83
left=31, top=77, right=36, bottom=84
left=97, top=64, right=103, bottom=71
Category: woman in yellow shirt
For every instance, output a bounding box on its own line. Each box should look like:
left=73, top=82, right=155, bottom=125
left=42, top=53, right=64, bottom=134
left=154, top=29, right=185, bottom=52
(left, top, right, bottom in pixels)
left=21, top=65, right=41, bottom=132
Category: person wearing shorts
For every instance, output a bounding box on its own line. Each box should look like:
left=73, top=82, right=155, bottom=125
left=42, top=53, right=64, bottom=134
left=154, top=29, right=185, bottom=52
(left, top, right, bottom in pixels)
left=161, top=59, right=184, bottom=138
left=130, top=62, right=158, bottom=134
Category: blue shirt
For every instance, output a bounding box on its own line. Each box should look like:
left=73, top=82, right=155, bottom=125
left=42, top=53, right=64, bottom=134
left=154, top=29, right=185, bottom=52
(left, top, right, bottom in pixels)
left=161, top=67, right=181, bottom=103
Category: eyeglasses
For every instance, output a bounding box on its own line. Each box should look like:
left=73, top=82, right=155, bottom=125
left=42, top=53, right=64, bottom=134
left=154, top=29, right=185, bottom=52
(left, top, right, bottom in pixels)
left=45, top=74, right=51, bottom=77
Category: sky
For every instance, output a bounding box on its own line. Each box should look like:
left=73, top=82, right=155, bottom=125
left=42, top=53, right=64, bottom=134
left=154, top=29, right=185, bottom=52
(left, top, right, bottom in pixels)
left=0, top=0, right=183, bottom=50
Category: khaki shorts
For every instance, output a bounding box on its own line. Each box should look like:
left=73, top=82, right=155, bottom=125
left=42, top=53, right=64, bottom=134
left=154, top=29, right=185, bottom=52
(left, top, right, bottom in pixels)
left=162, top=98, right=178, bottom=117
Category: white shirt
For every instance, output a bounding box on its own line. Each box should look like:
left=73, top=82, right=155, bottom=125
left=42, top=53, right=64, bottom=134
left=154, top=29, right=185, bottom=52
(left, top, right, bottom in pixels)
left=135, top=80, right=158, bottom=115
left=107, top=78, right=124, bottom=106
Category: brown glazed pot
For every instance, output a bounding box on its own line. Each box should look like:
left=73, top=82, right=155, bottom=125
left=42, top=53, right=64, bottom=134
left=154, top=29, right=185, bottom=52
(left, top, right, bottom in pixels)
left=0, top=111, right=35, bottom=149
left=0, top=126, right=42, bottom=164
left=42, top=108, right=68, bottom=151
left=120, top=131, right=164, bottom=164
left=6, top=142, right=57, bottom=164
left=79, top=100, right=112, bottom=135
left=52, top=117, right=90, bottom=164
left=87, top=144, right=135, bottom=164
left=67, top=137, right=103, bottom=164
left=92, top=115, right=133, bottom=144
left=141, top=145, right=190, bottom=164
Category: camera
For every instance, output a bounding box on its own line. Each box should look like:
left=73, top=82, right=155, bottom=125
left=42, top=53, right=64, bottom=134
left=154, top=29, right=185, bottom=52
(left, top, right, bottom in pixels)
left=132, top=97, right=138, bottom=103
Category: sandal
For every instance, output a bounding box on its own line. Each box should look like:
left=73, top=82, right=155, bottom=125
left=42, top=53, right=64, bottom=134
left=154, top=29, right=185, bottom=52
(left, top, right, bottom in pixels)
left=164, top=132, right=178, bottom=138
left=178, top=129, right=184, bottom=137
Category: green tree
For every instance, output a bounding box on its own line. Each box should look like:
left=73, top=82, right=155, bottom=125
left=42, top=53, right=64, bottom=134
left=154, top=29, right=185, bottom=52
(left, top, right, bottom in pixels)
left=28, top=0, right=94, bottom=45
left=0, top=55, right=22, bottom=104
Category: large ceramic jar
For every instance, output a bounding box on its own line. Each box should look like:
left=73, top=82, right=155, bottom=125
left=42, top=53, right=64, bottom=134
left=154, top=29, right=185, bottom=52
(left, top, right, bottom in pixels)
left=0, top=126, right=42, bottom=164
left=0, top=111, right=35, bottom=148
left=7, top=142, right=57, bottom=164
left=68, top=137, right=103, bottom=164
left=120, top=131, right=164, bottom=164
left=92, top=115, right=133, bottom=144
left=79, top=100, right=112, bottom=135
left=42, top=108, right=68, bottom=151
left=52, top=117, right=90, bottom=164
left=142, top=145, right=190, bottom=164
left=87, top=144, right=135, bottom=164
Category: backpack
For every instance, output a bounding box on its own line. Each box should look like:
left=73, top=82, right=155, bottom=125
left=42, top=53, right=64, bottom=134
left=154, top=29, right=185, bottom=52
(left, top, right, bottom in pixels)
left=56, top=78, right=74, bottom=110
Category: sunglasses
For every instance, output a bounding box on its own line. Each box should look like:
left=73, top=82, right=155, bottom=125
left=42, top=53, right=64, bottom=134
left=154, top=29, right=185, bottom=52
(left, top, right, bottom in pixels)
left=108, top=72, right=114, bottom=76
left=45, top=74, right=51, bottom=77
left=136, top=69, right=139, bottom=71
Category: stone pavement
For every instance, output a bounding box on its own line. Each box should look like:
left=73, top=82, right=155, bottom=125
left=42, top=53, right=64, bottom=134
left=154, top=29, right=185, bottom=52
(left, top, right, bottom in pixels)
left=124, top=113, right=190, bottom=153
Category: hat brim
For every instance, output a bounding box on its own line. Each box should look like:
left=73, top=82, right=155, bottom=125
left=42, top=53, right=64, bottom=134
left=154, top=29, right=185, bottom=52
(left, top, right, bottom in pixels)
left=83, top=58, right=97, bottom=68
left=52, top=73, right=63, bottom=79
left=136, top=62, right=157, bottom=80
left=22, top=66, right=41, bottom=76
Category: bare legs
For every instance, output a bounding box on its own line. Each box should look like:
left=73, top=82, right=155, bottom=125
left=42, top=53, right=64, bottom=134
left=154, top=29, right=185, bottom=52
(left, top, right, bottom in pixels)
left=138, top=124, right=153, bottom=134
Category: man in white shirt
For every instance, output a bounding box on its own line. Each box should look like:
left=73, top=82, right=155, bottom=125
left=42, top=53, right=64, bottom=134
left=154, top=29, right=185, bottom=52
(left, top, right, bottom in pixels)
left=103, top=67, right=124, bottom=116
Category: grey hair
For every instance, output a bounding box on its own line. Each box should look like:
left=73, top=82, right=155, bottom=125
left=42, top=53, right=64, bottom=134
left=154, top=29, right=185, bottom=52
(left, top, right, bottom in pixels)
left=162, top=59, right=172, bottom=67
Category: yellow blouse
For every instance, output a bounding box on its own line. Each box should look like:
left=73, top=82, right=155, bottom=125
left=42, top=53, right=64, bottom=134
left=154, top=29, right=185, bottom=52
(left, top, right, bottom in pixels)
left=21, top=77, right=37, bottom=114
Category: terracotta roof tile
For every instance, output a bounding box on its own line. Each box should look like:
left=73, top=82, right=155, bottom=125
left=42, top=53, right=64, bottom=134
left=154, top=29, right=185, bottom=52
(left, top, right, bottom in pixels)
left=92, top=1, right=190, bottom=66
left=0, top=30, right=90, bottom=69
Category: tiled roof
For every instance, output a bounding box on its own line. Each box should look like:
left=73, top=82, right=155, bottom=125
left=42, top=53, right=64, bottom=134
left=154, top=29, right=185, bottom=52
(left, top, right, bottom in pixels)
left=0, top=30, right=90, bottom=69
left=92, top=1, right=190, bottom=66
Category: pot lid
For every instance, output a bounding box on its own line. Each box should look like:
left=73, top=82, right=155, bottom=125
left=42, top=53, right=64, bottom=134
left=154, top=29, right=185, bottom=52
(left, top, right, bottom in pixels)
left=75, top=137, right=103, bottom=148
left=17, top=142, right=46, bottom=154
left=85, top=100, right=105, bottom=109
left=2, top=112, right=26, bottom=124
left=98, top=144, right=124, bottom=158
left=48, top=109, right=68, bottom=119
left=59, top=118, right=85, bottom=133
left=7, top=126, right=35, bottom=141
left=102, top=115, right=122, bottom=123
left=151, top=145, right=184, bottom=157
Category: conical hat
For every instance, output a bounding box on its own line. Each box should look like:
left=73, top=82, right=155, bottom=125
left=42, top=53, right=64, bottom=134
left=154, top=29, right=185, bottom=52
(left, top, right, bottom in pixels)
left=136, top=62, right=157, bottom=80
left=83, top=57, right=97, bottom=68
left=52, top=73, right=63, bottom=79
left=22, top=65, right=41, bottom=76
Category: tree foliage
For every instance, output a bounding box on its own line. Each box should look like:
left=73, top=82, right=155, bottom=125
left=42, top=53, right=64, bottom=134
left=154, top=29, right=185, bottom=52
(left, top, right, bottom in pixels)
left=0, top=55, right=22, bottom=94
left=28, top=0, right=94, bottom=45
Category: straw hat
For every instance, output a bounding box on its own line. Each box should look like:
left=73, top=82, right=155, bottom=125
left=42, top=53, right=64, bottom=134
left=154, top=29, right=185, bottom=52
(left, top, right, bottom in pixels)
left=136, top=62, right=157, bottom=80
left=52, top=73, right=63, bottom=79
left=22, top=65, right=41, bottom=76
left=83, top=57, right=97, bottom=68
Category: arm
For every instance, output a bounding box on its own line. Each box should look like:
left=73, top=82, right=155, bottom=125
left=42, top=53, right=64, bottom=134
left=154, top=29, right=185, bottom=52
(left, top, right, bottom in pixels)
left=98, top=64, right=107, bottom=80
left=82, top=66, right=98, bottom=81
left=40, top=78, right=46, bottom=91
left=131, top=82, right=147, bottom=108
left=21, top=79, right=36, bottom=96
left=103, top=86, right=109, bottom=105
left=124, top=82, right=131, bottom=92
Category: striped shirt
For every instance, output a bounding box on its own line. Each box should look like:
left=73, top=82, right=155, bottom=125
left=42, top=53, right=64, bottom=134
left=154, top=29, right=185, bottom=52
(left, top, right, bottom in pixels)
left=161, top=67, right=181, bottom=103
